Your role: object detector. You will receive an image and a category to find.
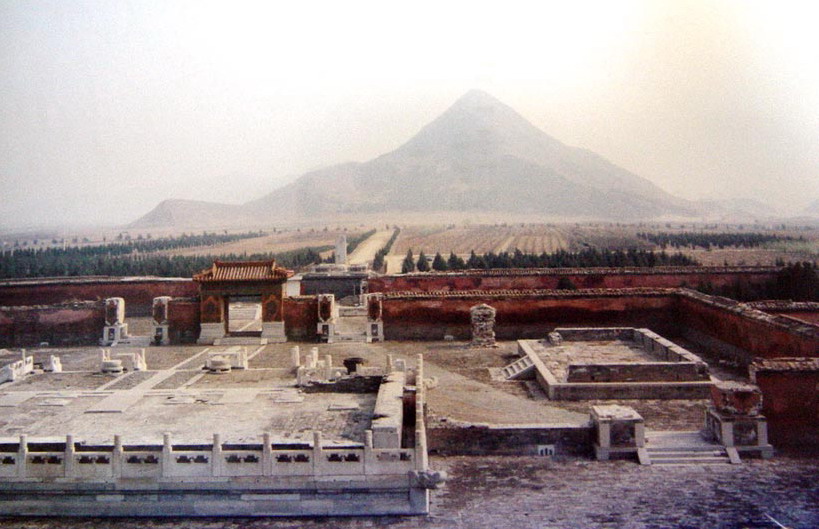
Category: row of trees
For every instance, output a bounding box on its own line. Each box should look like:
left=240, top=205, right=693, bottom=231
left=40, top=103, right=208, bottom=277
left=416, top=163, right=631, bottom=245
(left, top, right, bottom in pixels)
left=3, top=231, right=266, bottom=257
left=0, top=245, right=331, bottom=279
left=371, top=229, right=401, bottom=272
left=637, top=231, right=796, bottom=250
left=321, top=229, right=378, bottom=263
left=695, top=262, right=819, bottom=301
left=401, top=248, right=699, bottom=273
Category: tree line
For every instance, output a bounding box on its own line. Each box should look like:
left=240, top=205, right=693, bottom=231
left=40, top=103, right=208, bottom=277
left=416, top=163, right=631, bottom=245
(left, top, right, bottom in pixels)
left=322, top=229, right=377, bottom=263
left=637, top=231, right=797, bottom=250
left=0, top=245, right=330, bottom=279
left=401, top=247, right=699, bottom=273
left=371, top=228, right=401, bottom=272
left=696, top=261, right=819, bottom=302
left=3, top=231, right=266, bottom=256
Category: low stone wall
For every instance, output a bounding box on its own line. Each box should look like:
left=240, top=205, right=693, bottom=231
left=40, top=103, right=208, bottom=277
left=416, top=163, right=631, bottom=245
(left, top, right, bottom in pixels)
left=426, top=423, right=593, bottom=457
left=0, top=302, right=104, bottom=347
left=0, top=277, right=197, bottom=316
left=372, top=372, right=406, bottom=449
left=0, top=432, right=425, bottom=516
left=566, top=362, right=706, bottom=383
left=551, top=327, right=635, bottom=341
left=518, top=340, right=713, bottom=400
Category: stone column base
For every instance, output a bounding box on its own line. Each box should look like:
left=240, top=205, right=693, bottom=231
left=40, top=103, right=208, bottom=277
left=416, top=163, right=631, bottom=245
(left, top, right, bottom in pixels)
left=317, top=322, right=335, bottom=343
left=198, top=323, right=226, bottom=345
left=366, top=321, right=384, bottom=343
left=261, top=322, right=287, bottom=343
left=101, top=323, right=128, bottom=345
left=152, top=324, right=170, bottom=345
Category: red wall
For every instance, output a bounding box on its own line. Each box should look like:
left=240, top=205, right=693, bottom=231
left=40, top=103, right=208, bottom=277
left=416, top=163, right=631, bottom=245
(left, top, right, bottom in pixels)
left=0, top=302, right=105, bottom=347
left=755, top=370, right=819, bottom=447
left=0, top=278, right=198, bottom=316
left=368, top=267, right=778, bottom=293
left=677, top=292, right=819, bottom=360
left=167, top=298, right=200, bottom=344
left=381, top=289, right=678, bottom=340
left=284, top=296, right=319, bottom=341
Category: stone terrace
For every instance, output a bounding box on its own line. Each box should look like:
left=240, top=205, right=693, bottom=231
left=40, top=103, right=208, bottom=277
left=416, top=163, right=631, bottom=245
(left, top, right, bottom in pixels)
left=1, top=455, right=816, bottom=528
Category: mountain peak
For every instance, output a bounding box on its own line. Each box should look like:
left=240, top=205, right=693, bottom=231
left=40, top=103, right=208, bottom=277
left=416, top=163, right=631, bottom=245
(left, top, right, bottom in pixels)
left=131, top=90, right=696, bottom=228
left=452, top=88, right=505, bottom=107
left=395, top=90, right=546, bottom=157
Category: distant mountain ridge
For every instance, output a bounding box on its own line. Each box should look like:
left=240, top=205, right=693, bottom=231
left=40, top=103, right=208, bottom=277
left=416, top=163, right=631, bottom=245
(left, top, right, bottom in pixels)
left=131, top=90, right=701, bottom=228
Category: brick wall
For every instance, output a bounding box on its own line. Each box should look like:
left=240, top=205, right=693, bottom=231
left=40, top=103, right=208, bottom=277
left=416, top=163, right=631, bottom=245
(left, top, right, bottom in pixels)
left=284, top=296, right=319, bottom=341
left=369, top=267, right=779, bottom=293
left=427, top=424, right=592, bottom=456
left=0, top=302, right=104, bottom=347
left=677, top=291, right=819, bottom=362
left=0, top=278, right=198, bottom=316
left=754, top=369, right=819, bottom=447
left=381, top=289, right=679, bottom=340
left=167, top=298, right=200, bottom=344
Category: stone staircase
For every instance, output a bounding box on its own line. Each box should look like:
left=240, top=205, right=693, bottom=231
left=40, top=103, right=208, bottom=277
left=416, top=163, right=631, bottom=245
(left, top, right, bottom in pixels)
left=111, top=336, right=152, bottom=347
left=644, top=430, right=735, bottom=466
left=332, top=314, right=367, bottom=343
left=502, top=355, right=535, bottom=380
left=338, top=306, right=368, bottom=317
left=214, top=336, right=268, bottom=346
left=333, top=332, right=366, bottom=343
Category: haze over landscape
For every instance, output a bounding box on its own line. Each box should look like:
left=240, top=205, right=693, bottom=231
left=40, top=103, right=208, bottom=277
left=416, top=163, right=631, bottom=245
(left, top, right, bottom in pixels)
left=1, top=0, right=819, bottom=229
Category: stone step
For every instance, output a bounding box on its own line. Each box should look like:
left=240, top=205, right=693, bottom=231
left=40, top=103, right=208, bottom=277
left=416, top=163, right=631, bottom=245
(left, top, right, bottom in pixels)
left=338, top=307, right=367, bottom=317
left=214, top=337, right=268, bottom=346
left=650, top=456, right=731, bottom=465
left=647, top=444, right=726, bottom=453
left=648, top=449, right=726, bottom=457
left=644, top=429, right=733, bottom=466
left=502, top=356, right=535, bottom=380
left=334, top=333, right=366, bottom=343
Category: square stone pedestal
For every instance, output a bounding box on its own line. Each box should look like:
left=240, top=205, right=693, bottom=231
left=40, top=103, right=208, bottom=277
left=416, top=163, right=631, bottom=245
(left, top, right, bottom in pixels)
left=366, top=321, right=384, bottom=343
left=591, top=405, right=645, bottom=462
left=197, top=323, right=226, bottom=345
left=261, top=322, right=287, bottom=343
left=705, top=407, right=773, bottom=459
left=152, top=324, right=170, bottom=346
left=317, top=322, right=335, bottom=343
left=101, top=323, right=128, bottom=346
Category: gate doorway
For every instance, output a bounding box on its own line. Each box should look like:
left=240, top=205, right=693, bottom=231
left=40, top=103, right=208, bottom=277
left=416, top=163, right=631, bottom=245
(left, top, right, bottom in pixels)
left=194, top=260, right=293, bottom=345
left=227, top=297, right=262, bottom=336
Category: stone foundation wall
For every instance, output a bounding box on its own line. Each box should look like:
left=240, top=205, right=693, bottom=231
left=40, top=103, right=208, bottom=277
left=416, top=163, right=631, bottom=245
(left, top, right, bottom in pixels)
left=566, top=362, right=707, bottom=382
left=0, top=278, right=197, bottom=316
left=0, top=302, right=104, bottom=347
left=427, top=424, right=593, bottom=456
left=369, top=267, right=779, bottom=293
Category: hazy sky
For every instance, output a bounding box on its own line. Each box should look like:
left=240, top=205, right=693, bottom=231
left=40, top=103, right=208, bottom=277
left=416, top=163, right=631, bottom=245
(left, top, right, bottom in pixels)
left=1, top=0, right=818, bottom=229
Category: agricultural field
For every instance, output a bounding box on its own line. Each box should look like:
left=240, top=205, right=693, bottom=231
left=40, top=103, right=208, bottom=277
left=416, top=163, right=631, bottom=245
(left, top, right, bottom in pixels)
left=390, top=224, right=571, bottom=256
left=161, top=229, right=370, bottom=257
left=383, top=222, right=819, bottom=273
